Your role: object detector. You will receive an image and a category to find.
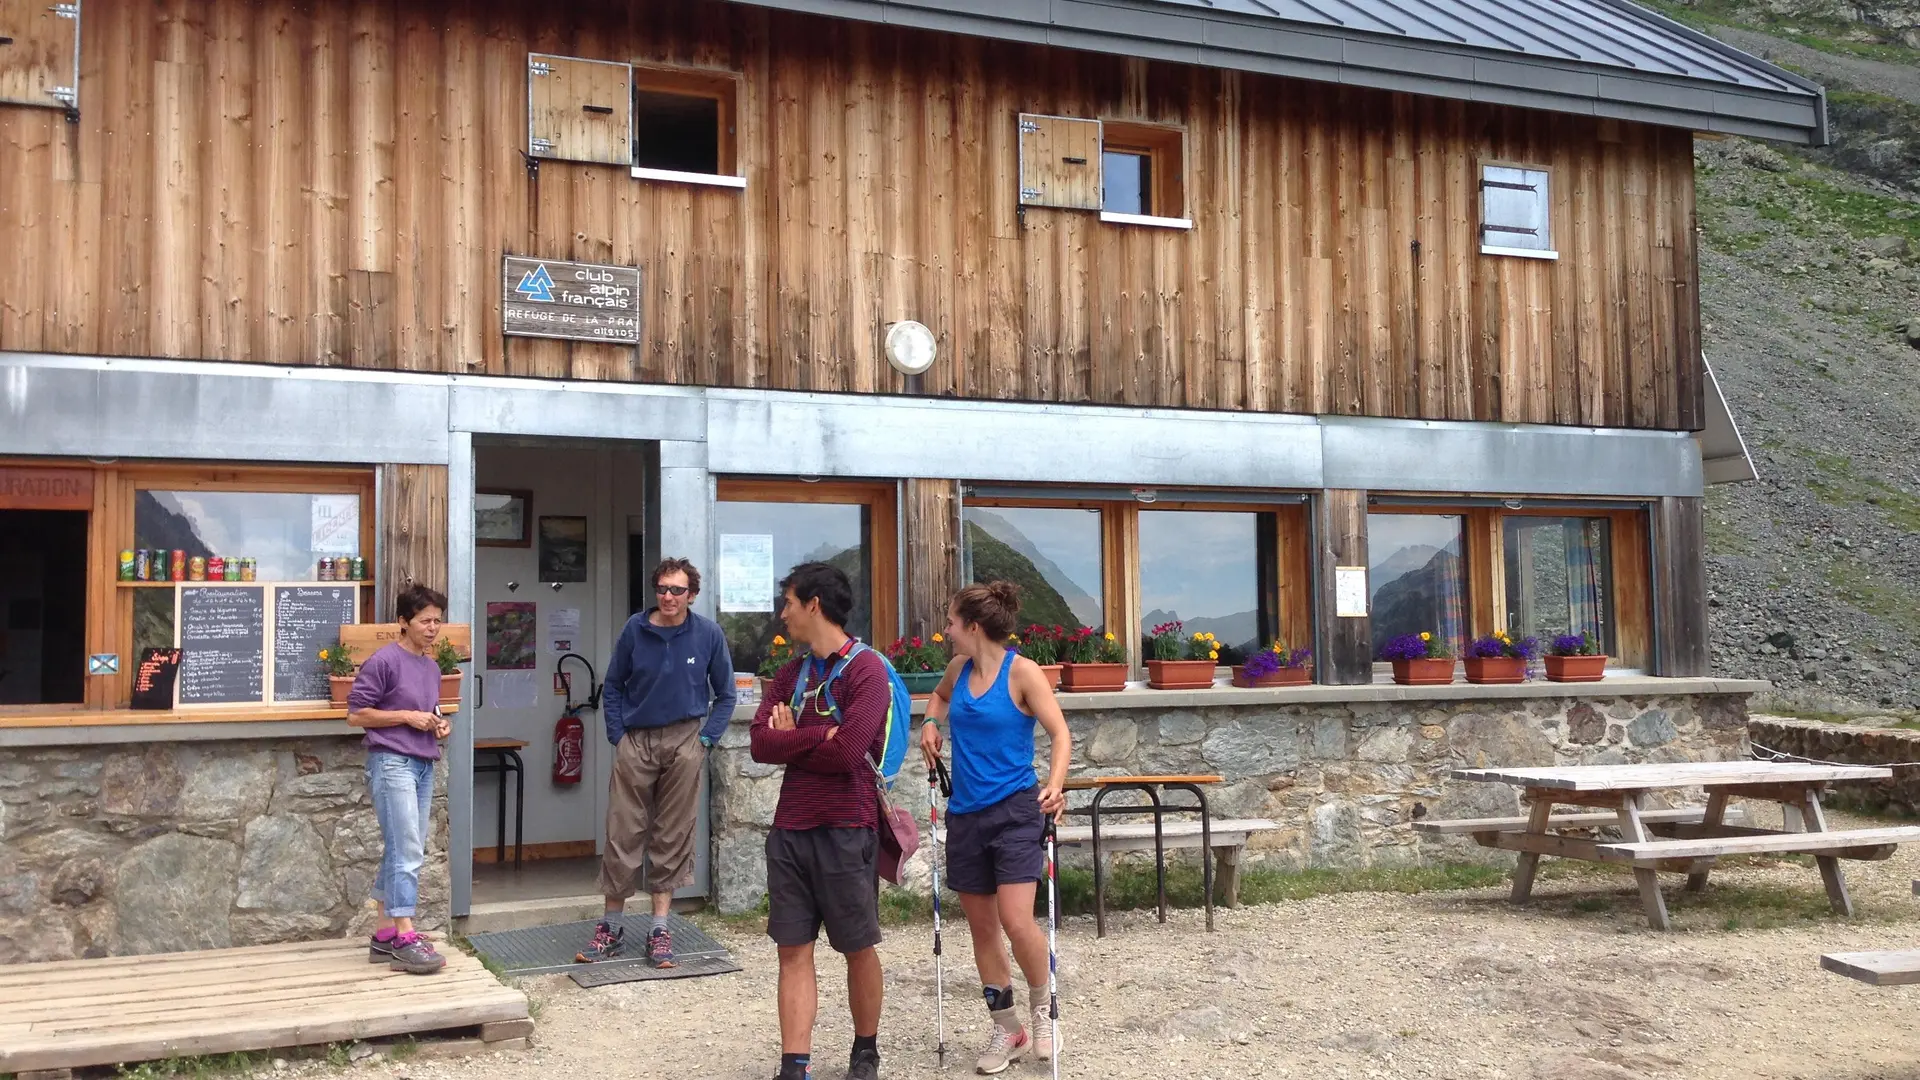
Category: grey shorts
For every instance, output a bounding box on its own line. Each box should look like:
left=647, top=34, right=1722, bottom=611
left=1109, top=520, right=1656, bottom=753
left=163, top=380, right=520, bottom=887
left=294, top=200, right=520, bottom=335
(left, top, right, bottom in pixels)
left=946, top=786, right=1045, bottom=896
left=765, top=827, right=882, bottom=954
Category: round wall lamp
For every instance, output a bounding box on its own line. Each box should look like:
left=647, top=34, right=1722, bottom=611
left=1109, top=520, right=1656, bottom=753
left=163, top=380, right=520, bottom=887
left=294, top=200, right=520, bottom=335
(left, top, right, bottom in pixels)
left=884, top=320, right=937, bottom=377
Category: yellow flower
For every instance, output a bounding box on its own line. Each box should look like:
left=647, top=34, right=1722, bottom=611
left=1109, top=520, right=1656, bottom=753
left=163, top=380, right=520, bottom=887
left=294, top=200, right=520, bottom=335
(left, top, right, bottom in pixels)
left=1104, top=632, right=1115, bottom=641
left=1419, top=632, right=1431, bottom=641
left=1208, top=650, right=1220, bottom=661
left=932, top=633, right=944, bottom=643
left=318, top=649, right=329, bottom=660
left=772, top=635, right=787, bottom=646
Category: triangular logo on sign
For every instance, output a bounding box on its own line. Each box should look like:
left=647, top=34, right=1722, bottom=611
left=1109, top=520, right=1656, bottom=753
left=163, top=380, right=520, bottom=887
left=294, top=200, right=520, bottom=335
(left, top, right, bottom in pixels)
left=515, top=264, right=556, bottom=303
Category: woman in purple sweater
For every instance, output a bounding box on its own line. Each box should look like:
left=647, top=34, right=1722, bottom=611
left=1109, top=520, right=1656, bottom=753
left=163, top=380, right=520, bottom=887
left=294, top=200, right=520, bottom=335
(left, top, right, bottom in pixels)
left=347, top=584, right=453, bottom=975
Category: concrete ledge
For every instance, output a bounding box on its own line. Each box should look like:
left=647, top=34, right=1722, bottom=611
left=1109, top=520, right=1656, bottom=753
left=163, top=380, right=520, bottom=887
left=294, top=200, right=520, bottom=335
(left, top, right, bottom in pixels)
left=0, top=720, right=357, bottom=747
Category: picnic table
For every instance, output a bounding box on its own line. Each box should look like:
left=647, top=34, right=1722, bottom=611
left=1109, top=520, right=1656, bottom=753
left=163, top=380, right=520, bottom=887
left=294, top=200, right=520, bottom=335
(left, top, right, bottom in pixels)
left=1420, top=762, right=1920, bottom=930
left=1062, top=774, right=1225, bottom=937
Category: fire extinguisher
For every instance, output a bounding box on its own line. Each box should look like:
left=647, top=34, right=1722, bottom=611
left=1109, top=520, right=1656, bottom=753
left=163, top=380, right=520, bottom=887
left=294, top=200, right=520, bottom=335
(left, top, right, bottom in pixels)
left=553, top=707, right=584, bottom=786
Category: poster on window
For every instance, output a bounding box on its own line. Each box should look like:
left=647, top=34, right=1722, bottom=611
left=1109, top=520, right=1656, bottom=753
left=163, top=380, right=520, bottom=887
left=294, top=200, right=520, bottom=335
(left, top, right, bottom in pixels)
left=486, top=601, right=538, bottom=670
left=718, top=533, right=776, bottom=613
left=310, top=495, right=360, bottom=556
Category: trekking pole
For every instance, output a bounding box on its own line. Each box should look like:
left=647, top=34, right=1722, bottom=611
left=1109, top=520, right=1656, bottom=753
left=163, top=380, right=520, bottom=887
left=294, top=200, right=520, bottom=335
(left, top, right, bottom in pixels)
left=929, top=756, right=953, bottom=1067
left=1044, top=816, right=1061, bottom=1080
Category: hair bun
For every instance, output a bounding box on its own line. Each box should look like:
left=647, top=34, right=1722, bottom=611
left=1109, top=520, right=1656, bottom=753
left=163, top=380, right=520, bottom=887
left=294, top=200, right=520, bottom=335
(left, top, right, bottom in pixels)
left=988, top=580, right=1021, bottom=609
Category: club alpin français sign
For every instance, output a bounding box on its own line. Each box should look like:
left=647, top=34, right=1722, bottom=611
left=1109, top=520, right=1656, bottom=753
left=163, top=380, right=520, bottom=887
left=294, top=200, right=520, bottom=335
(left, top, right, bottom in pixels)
left=501, top=256, right=642, bottom=345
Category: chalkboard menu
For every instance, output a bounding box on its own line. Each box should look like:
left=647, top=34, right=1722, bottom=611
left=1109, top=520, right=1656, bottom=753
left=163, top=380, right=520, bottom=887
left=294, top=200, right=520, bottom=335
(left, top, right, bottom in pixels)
left=176, top=585, right=267, bottom=705
left=272, top=585, right=359, bottom=703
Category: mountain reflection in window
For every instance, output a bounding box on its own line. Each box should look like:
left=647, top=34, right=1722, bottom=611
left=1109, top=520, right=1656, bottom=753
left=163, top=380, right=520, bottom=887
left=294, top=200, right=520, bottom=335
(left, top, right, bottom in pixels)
left=714, top=501, right=870, bottom=676
left=963, top=507, right=1104, bottom=632
left=1138, top=510, right=1272, bottom=666
left=1368, top=514, right=1467, bottom=656
left=1504, top=516, right=1614, bottom=656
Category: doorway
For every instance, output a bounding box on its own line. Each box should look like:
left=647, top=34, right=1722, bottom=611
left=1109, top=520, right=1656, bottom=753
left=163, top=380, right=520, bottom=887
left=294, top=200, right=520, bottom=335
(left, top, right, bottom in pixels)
left=0, top=510, right=87, bottom=705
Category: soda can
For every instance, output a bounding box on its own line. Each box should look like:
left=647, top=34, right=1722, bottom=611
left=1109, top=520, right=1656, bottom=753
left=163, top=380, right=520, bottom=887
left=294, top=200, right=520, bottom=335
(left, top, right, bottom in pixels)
left=334, top=556, right=353, bottom=581
left=318, top=558, right=335, bottom=582
left=350, top=556, right=366, bottom=581
left=118, top=550, right=136, bottom=581
left=171, top=550, right=187, bottom=581
left=188, top=556, right=207, bottom=581
left=240, top=558, right=257, bottom=582
left=134, top=549, right=152, bottom=582
left=222, top=558, right=240, bottom=582
left=207, top=556, right=225, bottom=580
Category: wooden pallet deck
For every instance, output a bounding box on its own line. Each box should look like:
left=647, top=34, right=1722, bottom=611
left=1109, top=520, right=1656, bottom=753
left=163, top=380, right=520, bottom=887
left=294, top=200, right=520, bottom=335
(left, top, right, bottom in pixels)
left=0, top=939, right=530, bottom=1074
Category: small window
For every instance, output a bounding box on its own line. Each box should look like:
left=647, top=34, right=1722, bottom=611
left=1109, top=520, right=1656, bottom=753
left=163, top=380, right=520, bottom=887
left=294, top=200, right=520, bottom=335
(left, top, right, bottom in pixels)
left=1101, top=122, right=1184, bottom=221
left=632, top=66, right=738, bottom=179
left=1138, top=509, right=1274, bottom=665
left=964, top=505, right=1105, bottom=631
left=1503, top=516, right=1616, bottom=656
left=1480, top=164, right=1555, bottom=258
left=1368, top=513, right=1469, bottom=656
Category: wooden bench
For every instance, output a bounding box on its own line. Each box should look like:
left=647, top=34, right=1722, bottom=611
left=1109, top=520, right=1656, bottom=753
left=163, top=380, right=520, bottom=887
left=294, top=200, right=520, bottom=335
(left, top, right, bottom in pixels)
left=1593, top=826, right=1920, bottom=866
left=1052, top=818, right=1280, bottom=908
left=1822, top=950, right=1920, bottom=986
left=1414, top=806, right=1747, bottom=836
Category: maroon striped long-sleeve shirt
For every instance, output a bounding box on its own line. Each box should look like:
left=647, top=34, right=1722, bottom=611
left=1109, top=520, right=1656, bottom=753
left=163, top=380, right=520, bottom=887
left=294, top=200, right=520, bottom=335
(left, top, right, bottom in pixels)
left=750, top=647, right=890, bottom=832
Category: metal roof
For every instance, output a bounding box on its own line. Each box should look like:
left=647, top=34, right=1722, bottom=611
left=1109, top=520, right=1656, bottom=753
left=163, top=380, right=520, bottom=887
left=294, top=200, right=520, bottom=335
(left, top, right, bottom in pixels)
left=721, top=0, right=1828, bottom=144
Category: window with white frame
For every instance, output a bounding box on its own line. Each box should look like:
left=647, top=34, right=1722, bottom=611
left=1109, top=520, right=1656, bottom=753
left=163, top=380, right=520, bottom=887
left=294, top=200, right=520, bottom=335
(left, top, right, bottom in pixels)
left=1480, top=164, right=1554, bottom=259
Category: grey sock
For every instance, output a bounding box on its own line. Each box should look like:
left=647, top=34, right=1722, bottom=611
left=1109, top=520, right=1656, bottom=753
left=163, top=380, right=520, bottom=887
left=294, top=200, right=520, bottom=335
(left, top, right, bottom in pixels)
left=650, top=914, right=669, bottom=934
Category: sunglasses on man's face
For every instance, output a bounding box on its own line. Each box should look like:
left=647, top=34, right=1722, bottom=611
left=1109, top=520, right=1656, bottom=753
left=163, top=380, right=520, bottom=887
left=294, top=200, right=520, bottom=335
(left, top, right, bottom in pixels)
left=656, top=585, right=691, bottom=597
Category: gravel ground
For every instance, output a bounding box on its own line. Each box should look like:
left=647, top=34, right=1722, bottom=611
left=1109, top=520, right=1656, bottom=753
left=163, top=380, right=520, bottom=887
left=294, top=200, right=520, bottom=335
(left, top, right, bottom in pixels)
left=295, top=805, right=1920, bottom=1080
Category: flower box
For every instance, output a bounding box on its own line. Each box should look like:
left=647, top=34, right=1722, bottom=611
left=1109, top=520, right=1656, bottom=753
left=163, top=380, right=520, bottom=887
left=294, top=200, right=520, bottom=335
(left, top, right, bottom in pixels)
left=1544, top=655, right=1607, bottom=683
left=1059, top=662, right=1127, bottom=693
left=1391, top=658, right=1454, bottom=686
left=900, top=671, right=944, bottom=699
left=1147, top=659, right=1216, bottom=690
left=1463, top=657, right=1527, bottom=684
left=1038, top=664, right=1062, bottom=691
left=1232, top=665, right=1311, bottom=689
left=439, top=672, right=463, bottom=710
left=329, top=675, right=355, bottom=708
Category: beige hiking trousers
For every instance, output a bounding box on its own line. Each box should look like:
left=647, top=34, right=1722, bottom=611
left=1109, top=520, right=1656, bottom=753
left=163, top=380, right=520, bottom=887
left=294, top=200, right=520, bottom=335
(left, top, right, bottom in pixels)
left=596, top=717, right=704, bottom=900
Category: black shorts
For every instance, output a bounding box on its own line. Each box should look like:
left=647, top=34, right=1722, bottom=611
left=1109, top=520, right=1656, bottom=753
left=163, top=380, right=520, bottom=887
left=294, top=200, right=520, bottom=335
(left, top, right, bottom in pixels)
left=765, top=826, right=882, bottom=954
left=946, top=786, right=1045, bottom=896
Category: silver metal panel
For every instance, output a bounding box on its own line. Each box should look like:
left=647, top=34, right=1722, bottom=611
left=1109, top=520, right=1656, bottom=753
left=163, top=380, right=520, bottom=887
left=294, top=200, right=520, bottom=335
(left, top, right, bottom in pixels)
left=446, top=431, right=477, bottom=917
left=0, top=353, right=451, bottom=465
left=712, top=0, right=1823, bottom=143
left=1320, top=417, right=1703, bottom=497
left=706, top=391, right=1324, bottom=489
left=658, top=465, right=716, bottom=617
left=448, top=379, right=704, bottom=442
left=1698, top=356, right=1757, bottom=485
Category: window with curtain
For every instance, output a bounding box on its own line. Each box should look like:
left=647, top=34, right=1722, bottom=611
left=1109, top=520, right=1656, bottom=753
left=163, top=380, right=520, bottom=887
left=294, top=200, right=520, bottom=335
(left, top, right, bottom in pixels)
left=1503, top=516, right=1615, bottom=655
left=1368, top=513, right=1468, bottom=655
left=963, top=506, right=1104, bottom=632
left=714, top=499, right=872, bottom=675
left=1137, top=509, right=1274, bottom=665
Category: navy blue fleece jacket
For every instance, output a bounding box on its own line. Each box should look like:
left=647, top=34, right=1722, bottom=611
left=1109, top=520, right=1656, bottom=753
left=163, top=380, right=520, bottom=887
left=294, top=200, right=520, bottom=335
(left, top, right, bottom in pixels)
left=601, top=610, right=736, bottom=745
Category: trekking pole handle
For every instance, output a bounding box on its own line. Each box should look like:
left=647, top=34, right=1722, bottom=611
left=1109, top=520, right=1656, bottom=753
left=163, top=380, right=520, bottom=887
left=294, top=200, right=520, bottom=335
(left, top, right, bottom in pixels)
left=932, top=755, right=953, bottom=800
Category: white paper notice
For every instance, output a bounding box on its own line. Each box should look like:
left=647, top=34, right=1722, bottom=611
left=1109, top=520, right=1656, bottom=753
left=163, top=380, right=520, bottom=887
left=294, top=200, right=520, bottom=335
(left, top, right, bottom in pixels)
left=310, top=494, right=360, bottom=556
left=718, top=534, right=776, bottom=613
left=1335, top=566, right=1369, bottom=618
left=548, top=608, right=581, bottom=654
left=487, top=670, right=539, bottom=710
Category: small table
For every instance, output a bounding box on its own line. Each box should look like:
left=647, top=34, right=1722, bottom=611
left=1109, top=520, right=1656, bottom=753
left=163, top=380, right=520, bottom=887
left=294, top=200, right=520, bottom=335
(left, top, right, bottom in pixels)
left=1063, top=774, right=1222, bottom=937
left=473, top=738, right=528, bottom=870
left=1442, top=762, right=1918, bottom=930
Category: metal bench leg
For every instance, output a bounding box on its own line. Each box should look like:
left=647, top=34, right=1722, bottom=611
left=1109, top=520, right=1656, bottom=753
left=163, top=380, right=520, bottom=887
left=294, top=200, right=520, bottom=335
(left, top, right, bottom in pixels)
left=495, top=753, right=508, bottom=867
left=1510, top=798, right=1555, bottom=905
left=1167, top=782, right=1214, bottom=931
left=507, top=749, right=526, bottom=871
left=1684, top=791, right=1728, bottom=893
left=1146, top=786, right=1167, bottom=925
left=1799, top=788, right=1854, bottom=917
left=1617, top=792, right=1671, bottom=931
left=1090, top=788, right=1111, bottom=939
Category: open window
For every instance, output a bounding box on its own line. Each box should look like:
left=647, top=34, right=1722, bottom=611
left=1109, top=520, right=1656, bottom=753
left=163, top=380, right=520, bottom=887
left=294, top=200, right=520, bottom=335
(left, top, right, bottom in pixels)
left=631, top=64, right=742, bottom=187
left=1100, top=121, right=1186, bottom=226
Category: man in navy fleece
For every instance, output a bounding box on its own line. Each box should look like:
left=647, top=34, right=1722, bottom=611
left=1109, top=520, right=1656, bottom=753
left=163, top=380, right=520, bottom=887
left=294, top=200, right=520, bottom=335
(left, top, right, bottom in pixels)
left=577, top=558, right=735, bottom=967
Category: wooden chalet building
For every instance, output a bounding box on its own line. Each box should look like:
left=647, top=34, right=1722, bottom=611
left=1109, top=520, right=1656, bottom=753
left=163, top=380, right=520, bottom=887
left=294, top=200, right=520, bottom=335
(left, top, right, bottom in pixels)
left=0, top=0, right=1818, bottom=952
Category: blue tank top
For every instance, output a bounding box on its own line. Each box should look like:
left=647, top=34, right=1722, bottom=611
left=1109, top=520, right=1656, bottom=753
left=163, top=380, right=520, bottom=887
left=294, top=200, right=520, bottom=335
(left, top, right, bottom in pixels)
left=947, top=650, right=1038, bottom=815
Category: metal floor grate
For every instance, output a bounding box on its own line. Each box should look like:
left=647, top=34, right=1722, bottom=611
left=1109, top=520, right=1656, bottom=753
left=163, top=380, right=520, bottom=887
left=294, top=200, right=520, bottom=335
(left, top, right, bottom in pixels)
left=568, top=952, right=743, bottom=988
left=465, top=913, right=731, bottom=978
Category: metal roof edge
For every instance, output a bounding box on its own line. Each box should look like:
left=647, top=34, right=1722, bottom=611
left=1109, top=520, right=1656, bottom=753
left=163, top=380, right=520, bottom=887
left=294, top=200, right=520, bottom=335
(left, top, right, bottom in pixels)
left=718, top=0, right=1824, bottom=143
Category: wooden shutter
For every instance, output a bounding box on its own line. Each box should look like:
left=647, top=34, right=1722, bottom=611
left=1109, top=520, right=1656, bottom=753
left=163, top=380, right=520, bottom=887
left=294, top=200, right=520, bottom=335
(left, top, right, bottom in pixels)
left=1018, top=113, right=1102, bottom=211
left=0, top=0, right=79, bottom=111
left=528, top=53, right=633, bottom=166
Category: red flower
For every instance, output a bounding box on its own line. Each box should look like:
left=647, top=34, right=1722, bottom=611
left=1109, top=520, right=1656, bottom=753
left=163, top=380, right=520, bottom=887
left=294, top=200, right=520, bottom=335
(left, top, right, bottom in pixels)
left=910, top=636, right=923, bottom=648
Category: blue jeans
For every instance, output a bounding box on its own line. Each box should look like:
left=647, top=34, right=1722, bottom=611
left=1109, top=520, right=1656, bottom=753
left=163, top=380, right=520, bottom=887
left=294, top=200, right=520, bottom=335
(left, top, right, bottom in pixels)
left=368, top=750, right=435, bottom=919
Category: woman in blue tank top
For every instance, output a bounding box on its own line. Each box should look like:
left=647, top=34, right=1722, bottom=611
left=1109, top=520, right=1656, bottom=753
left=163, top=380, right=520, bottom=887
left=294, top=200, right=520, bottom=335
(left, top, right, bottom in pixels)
left=920, top=581, right=1071, bottom=1073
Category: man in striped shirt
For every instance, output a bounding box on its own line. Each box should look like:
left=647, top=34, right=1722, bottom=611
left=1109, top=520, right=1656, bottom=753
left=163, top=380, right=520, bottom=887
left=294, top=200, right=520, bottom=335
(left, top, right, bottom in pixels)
left=751, top=561, right=891, bottom=1080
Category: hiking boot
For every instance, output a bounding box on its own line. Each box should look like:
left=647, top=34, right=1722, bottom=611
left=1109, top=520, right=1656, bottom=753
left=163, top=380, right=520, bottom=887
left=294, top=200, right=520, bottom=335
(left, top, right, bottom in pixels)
left=647, top=926, right=676, bottom=969
left=368, top=932, right=397, bottom=964
left=387, top=932, right=446, bottom=975
left=846, top=1048, right=880, bottom=1080
left=974, top=1008, right=1029, bottom=1075
left=1030, top=1003, right=1056, bottom=1061
left=575, top=920, right=625, bottom=963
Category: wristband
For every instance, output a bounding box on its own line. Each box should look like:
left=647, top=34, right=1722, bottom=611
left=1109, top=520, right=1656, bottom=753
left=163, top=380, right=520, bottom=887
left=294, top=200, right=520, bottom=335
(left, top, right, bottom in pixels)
left=699, top=735, right=714, bottom=748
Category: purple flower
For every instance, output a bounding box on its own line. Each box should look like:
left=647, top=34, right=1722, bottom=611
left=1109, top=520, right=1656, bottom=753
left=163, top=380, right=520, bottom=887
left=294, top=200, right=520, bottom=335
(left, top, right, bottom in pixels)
left=1550, top=632, right=1599, bottom=657
left=1378, top=634, right=1431, bottom=662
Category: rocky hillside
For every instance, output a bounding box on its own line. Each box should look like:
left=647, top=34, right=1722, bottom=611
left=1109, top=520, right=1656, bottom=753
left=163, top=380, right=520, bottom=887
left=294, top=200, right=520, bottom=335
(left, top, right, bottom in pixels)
left=1648, top=2, right=1920, bottom=713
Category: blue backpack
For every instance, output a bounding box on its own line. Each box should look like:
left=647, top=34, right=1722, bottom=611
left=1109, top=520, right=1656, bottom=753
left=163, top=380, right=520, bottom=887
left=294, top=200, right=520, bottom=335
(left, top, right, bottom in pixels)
left=788, top=640, right=914, bottom=790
